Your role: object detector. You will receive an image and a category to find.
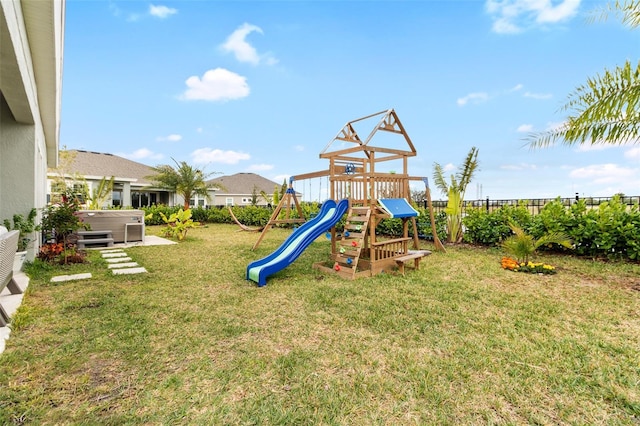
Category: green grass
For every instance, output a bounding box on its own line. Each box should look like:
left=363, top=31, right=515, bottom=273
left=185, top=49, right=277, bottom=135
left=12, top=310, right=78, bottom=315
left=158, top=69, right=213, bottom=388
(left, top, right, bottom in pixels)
left=1, top=224, right=639, bottom=425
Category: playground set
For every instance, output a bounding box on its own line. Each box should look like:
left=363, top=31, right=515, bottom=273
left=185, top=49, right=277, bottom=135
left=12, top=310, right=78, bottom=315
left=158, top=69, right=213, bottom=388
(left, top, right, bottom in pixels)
left=246, top=109, right=443, bottom=287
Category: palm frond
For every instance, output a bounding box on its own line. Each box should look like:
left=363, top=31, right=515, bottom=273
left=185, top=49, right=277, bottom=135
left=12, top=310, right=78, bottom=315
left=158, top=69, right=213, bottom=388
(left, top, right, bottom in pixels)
left=456, top=146, right=479, bottom=196
left=588, top=1, right=640, bottom=25
left=432, top=162, right=449, bottom=196
left=533, top=232, right=573, bottom=251
left=528, top=60, right=640, bottom=148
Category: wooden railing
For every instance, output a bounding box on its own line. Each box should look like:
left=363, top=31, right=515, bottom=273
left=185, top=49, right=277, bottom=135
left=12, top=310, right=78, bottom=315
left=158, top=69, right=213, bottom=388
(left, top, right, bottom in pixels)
left=371, top=237, right=410, bottom=261
left=331, top=175, right=409, bottom=204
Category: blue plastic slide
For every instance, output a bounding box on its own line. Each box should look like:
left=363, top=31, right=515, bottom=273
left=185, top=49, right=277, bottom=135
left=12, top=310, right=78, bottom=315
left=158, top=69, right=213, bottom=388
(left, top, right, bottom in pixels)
left=247, top=199, right=349, bottom=287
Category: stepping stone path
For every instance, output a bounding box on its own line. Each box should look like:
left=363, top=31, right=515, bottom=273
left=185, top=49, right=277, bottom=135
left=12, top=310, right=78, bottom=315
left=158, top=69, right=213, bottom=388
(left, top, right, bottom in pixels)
left=49, top=248, right=147, bottom=283
left=51, top=273, right=92, bottom=283
left=100, top=248, right=147, bottom=275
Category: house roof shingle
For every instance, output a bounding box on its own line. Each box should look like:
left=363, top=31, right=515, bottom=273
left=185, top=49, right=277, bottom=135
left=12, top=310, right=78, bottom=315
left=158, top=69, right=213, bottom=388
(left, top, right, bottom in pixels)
left=55, top=150, right=155, bottom=185
left=54, top=153, right=288, bottom=197
left=209, top=173, right=283, bottom=195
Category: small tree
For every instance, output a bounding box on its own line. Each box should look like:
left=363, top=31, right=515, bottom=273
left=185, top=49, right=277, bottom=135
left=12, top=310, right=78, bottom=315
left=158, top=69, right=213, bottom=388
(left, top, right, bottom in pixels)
left=40, top=192, right=89, bottom=264
left=433, top=147, right=479, bottom=243
left=251, top=185, right=259, bottom=206
left=87, top=176, right=115, bottom=209
left=147, top=159, right=221, bottom=210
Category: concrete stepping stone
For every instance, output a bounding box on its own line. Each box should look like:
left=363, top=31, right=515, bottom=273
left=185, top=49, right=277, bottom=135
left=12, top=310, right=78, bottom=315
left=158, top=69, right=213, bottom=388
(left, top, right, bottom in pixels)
left=102, top=252, right=128, bottom=258
left=105, top=257, right=132, bottom=263
left=51, top=273, right=92, bottom=283
left=112, top=267, right=147, bottom=275
left=99, top=249, right=125, bottom=254
left=108, top=262, right=139, bottom=269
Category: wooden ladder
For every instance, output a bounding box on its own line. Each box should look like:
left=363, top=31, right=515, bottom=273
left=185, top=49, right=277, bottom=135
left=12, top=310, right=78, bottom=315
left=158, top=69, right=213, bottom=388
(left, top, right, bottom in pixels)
left=333, top=206, right=370, bottom=279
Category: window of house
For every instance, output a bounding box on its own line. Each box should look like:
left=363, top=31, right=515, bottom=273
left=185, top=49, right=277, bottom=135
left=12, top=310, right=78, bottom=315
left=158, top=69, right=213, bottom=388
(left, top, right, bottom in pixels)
left=132, top=192, right=149, bottom=208
left=51, top=181, right=66, bottom=195
left=112, top=190, right=122, bottom=207
left=225, top=197, right=234, bottom=206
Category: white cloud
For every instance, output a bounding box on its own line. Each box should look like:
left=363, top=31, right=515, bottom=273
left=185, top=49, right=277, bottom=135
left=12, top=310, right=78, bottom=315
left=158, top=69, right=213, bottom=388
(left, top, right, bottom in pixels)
left=220, top=23, right=278, bottom=66
left=273, top=174, right=291, bottom=185
left=544, top=121, right=566, bottom=132
left=181, top=68, right=249, bottom=102
left=149, top=4, right=177, bottom=19
left=248, top=164, right=274, bottom=172
left=191, top=148, right=250, bottom=164
left=156, top=134, right=182, bottom=142
left=569, top=163, right=636, bottom=184
left=126, top=13, right=142, bottom=22
left=119, top=148, right=163, bottom=161
left=485, top=0, right=581, bottom=34
left=624, top=146, right=640, bottom=159
left=501, top=162, right=538, bottom=170
left=293, top=145, right=304, bottom=152
left=457, top=92, right=489, bottom=106
left=576, top=143, right=614, bottom=152
left=510, top=84, right=524, bottom=92
left=536, top=0, right=581, bottom=23
left=524, top=91, right=552, bottom=100
left=443, top=163, right=456, bottom=172
left=517, top=124, right=533, bottom=133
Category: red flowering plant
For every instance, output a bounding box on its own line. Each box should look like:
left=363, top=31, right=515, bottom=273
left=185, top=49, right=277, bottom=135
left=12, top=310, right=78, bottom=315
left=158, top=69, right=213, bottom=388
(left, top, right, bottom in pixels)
left=39, top=192, right=90, bottom=264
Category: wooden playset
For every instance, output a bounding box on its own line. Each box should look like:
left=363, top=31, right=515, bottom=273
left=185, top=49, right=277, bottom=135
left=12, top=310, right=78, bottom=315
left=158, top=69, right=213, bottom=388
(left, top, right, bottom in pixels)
left=289, top=108, right=439, bottom=279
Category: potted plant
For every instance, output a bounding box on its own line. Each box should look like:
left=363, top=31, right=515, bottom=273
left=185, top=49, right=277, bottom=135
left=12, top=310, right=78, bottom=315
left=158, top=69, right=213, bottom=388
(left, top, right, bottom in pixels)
left=2, top=207, right=40, bottom=271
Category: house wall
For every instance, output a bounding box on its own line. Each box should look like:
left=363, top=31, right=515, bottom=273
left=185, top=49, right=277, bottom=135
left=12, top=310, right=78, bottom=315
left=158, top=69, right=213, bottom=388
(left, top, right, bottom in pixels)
left=0, top=106, right=48, bottom=262
left=0, top=0, right=62, bottom=260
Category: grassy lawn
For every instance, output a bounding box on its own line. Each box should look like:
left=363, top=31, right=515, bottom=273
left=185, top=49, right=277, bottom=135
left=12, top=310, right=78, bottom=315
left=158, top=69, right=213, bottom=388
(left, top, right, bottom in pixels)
left=1, top=224, right=639, bottom=425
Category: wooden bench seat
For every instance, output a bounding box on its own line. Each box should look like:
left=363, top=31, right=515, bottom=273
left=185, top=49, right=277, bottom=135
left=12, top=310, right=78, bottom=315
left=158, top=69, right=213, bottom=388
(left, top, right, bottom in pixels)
left=395, top=251, right=431, bottom=276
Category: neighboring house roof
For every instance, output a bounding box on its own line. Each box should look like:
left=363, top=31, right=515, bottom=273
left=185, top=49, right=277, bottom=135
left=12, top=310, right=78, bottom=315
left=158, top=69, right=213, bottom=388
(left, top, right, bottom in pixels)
left=209, top=173, right=283, bottom=195
left=54, top=150, right=155, bottom=186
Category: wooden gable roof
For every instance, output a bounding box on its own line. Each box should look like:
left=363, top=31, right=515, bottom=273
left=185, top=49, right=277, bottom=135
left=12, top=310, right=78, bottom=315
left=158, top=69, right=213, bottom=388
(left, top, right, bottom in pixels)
left=319, top=109, right=417, bottom=163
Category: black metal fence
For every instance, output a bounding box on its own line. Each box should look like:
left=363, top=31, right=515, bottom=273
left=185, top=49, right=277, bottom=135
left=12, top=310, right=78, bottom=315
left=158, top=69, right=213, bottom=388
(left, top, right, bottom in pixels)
left=424, top=195, right=640, bottom=215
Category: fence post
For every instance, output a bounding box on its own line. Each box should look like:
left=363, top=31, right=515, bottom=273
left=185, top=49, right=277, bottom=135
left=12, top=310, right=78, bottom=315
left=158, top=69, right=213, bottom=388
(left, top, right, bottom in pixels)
left=486, top=196, right=489, bottom=212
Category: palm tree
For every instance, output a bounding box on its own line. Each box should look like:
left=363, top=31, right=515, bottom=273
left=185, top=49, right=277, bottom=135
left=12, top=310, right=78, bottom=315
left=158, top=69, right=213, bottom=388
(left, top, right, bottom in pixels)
left=433, top=146, right=479, bottom=243
left=501, top=222, right=573, bottom=264
left=528, top=1, right=640, bottom=148
left=147, top=159, right=221, bottom=210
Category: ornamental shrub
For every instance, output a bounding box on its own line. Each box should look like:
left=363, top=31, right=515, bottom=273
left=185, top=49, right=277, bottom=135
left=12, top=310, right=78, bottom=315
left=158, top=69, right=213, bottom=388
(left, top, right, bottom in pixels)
left=463, top=195, right=640, bottom=262
left=142, top=205, right=180, bottom=226
left=462, top=202, right=531, bottom=246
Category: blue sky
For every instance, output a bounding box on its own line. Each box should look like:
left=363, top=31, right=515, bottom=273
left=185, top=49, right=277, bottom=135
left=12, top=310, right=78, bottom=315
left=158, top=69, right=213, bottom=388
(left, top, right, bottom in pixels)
left=60, top=0, right=639, bottom=202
